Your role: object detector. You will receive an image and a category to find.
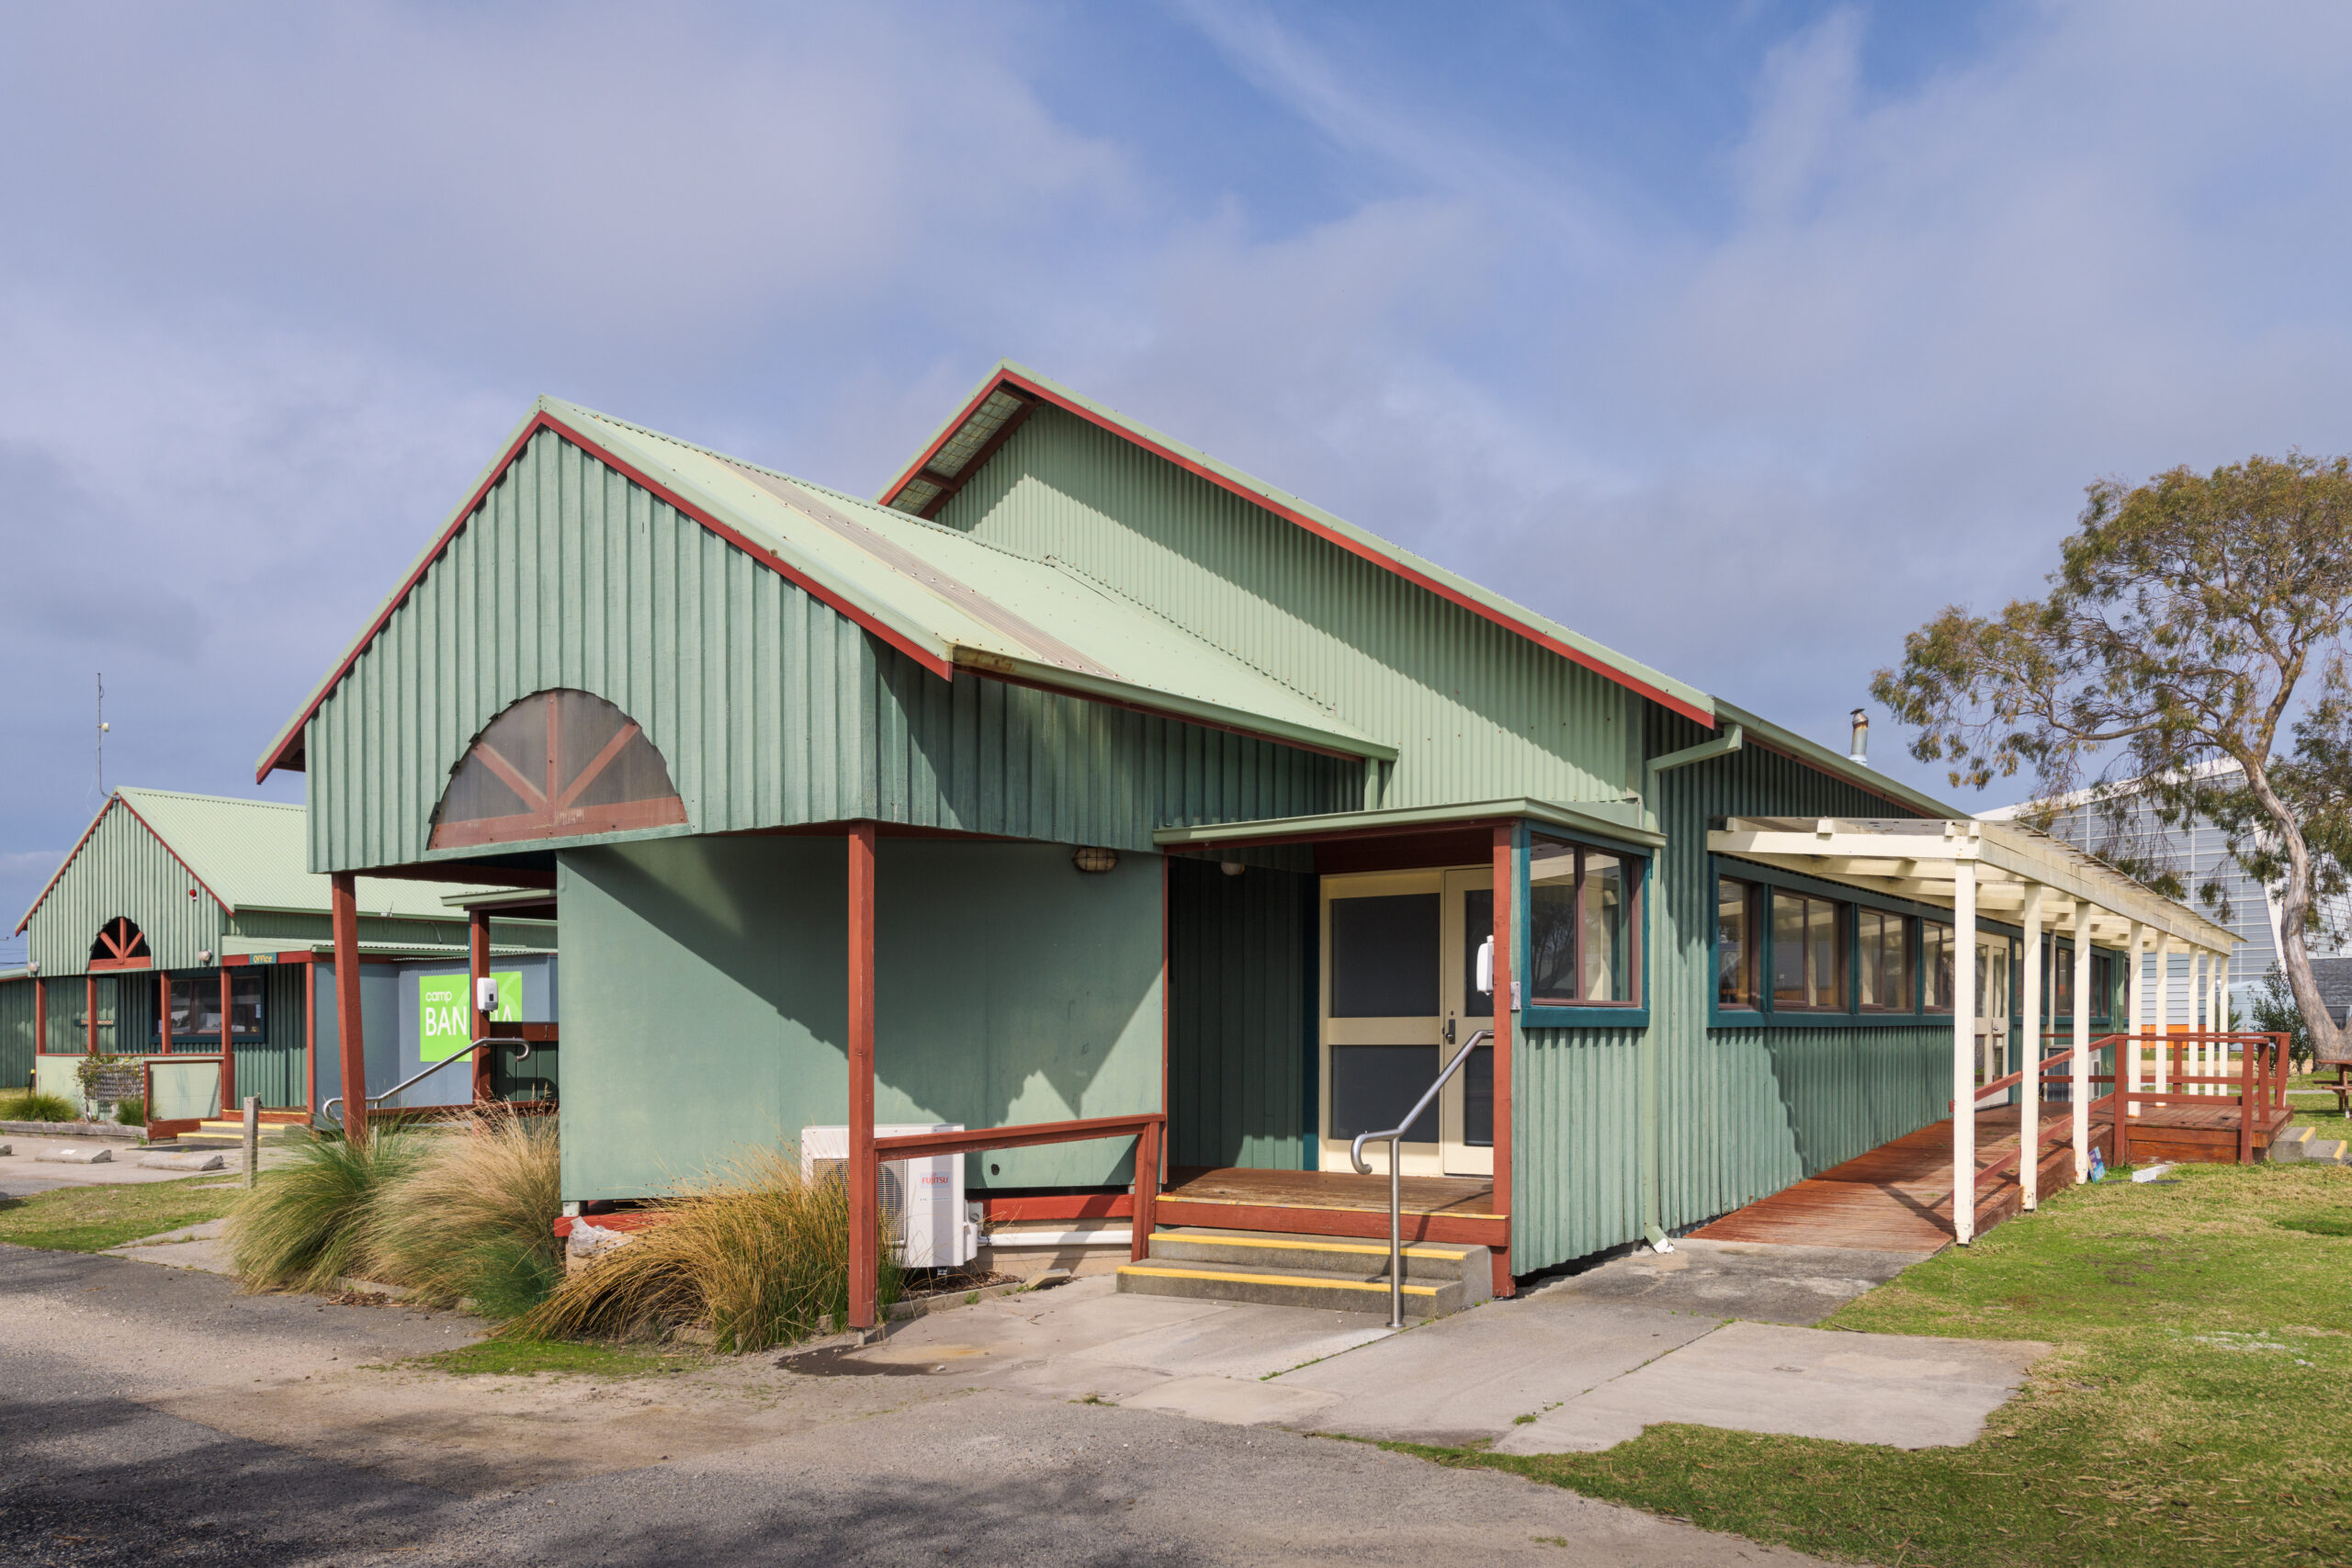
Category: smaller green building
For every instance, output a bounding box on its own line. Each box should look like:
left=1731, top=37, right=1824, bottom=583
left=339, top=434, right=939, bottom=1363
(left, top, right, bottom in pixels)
left=2, top=788, right=555, bottom=1124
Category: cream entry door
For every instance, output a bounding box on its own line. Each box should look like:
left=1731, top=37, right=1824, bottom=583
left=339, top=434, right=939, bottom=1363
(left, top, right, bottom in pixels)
left=1319, top=867, right=1493, bottom=1178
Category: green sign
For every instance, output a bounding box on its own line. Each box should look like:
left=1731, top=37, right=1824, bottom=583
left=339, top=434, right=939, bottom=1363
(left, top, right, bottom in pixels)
left=419, top=971, right=520, bottom=1063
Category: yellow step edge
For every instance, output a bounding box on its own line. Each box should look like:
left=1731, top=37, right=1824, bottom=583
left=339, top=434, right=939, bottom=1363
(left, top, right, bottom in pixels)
left=1168, top=1234, right=1469, bottom=1261
left=1117, top=1265, right=1439, bottom=1297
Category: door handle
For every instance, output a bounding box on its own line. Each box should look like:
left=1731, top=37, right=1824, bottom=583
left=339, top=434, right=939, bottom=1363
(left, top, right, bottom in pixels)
left=1442, top=1018, right=1455, bottom=1044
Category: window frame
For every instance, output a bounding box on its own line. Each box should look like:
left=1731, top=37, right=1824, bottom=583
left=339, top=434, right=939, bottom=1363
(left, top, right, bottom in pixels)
left=1709, top=857, right=2018, bottom=1029
left=1515, top=824, right=1651, bottom=1028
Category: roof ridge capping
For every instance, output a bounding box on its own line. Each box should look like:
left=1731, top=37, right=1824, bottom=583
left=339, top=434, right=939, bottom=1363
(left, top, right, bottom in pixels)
left=880, top=361, right=1715, bottom=728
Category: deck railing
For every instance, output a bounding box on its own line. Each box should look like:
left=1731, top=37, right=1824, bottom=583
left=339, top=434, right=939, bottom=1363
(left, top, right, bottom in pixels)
left=1963, top=1031, right=2288, bottom=1229
left=853, top=1111, right=1165, bottom=1328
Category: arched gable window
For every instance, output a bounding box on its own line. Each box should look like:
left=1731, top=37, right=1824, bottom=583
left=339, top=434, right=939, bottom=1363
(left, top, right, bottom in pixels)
left=90, top=917, right=151, bottom=967
left=430, top=689, right=686, bottom=850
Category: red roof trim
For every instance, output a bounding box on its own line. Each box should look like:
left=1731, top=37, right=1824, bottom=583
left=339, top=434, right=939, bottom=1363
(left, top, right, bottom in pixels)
left=13, top=796, right=232, bottom=937
left=883, top=369, right=1713, bottom=730
left=259, top=412, right=957, bottom=781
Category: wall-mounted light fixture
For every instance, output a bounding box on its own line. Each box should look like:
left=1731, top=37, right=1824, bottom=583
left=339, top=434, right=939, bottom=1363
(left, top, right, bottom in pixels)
left=196, top=950, right=212, bottom=965
left=1071, top=847, right=1119, bottom=874
left=1219, top=860, right=1247, bottom=877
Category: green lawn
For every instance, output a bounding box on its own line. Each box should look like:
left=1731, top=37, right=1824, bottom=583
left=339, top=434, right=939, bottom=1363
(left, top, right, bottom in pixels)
left=1404, top=1162, right=2352, bottom=1568
left=0, top=1178, right=243, bottom=1252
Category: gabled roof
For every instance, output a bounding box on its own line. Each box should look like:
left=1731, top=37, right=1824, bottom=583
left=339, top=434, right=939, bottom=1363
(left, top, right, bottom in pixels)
left=257, top=397, right=1395, bottom=780
left=15, top=788, right=529, bottom=935
left=878, top=361, right=1716, bottom=728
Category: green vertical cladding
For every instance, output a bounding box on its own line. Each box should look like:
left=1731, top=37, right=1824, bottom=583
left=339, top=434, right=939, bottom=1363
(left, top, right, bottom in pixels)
left=25, top=801, right=227, bottom=976
left=38, top=976, right=81, bottom=1053
left=1646, top=712, right=1944, bottom=1236
left=0, top=977, right=34, bottom=1088
left=933, top=408, right=1646, bottom=814
left=305, top=428, right=1352, bottom=874
left=230, top=965, right=309, bottom=1109
left=1167, top=858, right=1314, bottom=1170
left=557, top=835, right=1164, bottom=1201
left=1510, top=716, right=1948, bottom=1275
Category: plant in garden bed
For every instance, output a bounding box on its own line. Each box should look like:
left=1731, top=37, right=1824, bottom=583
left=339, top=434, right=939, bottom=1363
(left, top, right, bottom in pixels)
left=113, top=1096, right=146, bottom=1127
left=368, top=1107, right=562, bottom=1319
left=504, top=1146, right=900, bottom=1353
left=75, top=1053, right=142, bottom=1120
left=226, top=1125, right=425, bottom=1292
left=0, top=1089, right=79, bottom=1122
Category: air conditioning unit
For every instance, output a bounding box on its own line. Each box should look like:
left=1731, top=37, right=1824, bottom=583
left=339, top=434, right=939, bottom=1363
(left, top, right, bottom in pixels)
left=800, top=1124, right=978, bottom=1269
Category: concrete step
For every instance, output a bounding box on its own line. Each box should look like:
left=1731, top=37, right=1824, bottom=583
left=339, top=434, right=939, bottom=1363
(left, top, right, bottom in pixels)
left=2309, top=1139, right=2350, bottom=1164
left=1145, top=1229, right=1491, bottom=1285
left=1115, top=1258, right=1470, bottom=1318
left=1114, top=1229, right=1494, bottom=1319
left=2269, top=1126, right=2314, bottom=1163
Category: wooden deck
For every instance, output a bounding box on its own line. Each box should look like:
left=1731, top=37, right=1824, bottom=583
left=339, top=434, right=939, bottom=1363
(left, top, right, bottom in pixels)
left=1691, top=1104, right=2106, bottom=1255
left=1156, top=1165, right=1508, bottom=1247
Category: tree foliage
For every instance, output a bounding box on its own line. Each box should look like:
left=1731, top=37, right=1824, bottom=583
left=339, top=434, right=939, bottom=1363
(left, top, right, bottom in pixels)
left=1872, top=453, right=2352, bottom=1062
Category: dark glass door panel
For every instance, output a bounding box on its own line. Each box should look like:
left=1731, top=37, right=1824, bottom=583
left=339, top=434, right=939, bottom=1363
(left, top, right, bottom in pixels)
left=1330, top=1044, right=1441, bottom=1142
left=1329, top=894, right=1440, bottom=1017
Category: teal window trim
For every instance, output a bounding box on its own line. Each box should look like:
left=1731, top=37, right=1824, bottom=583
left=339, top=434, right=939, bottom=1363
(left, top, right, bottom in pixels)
left=1709, top=855, right=2020, bottom=1031
left=1516, top=818, right=1652, bottom=1030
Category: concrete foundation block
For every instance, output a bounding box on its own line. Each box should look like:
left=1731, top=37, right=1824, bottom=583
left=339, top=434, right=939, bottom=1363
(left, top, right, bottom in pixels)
left=139, top=1151, right=227, bottom=1171
left=37, top=1145, right=113, bottom=1165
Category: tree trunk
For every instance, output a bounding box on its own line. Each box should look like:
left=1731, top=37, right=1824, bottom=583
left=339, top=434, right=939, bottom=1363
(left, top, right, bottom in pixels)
left=2246, top=761, right=2349, bottom=1064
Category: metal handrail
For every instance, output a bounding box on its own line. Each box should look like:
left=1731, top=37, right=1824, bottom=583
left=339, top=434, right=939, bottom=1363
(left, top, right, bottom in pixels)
left=322, top=1035, right=534, bottom=1125
left=1351, top=1029, right=1490, bottom=1329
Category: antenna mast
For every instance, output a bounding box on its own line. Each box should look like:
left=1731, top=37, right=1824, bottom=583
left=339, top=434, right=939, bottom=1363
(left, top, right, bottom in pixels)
left=96, top=671, right=109, bottom=799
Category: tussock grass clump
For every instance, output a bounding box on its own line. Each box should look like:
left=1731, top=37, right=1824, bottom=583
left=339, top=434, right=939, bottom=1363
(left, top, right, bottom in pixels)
left=369, top=1108, right=562, bottom=1318
left=227, top=1126, right=424, bottom=1292
left=0, top=1089, right=81, bottom=1122
left=505, top=1147, right=898, bottom=1352
left=113, top=1097, right=146, bottom=1127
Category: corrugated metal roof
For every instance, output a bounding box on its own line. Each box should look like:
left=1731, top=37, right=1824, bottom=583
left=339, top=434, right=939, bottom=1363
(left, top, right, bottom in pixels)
left=259, top=397, right=1394, bottom=778
left=16, top=788, right=538, bottom=933
left=878, top=361, right=1716, bottom=728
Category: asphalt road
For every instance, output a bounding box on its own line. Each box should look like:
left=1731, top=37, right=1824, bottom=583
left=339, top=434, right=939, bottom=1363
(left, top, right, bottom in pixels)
left=0, top=1245, right=1826, bottom=1568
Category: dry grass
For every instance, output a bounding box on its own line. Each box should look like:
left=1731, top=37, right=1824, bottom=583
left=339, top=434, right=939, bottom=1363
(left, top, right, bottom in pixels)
left=225, top=1126, right=425, bottom=1292
left=368, top=1108, right=563, bottom=1318
left=504, top=1146, right=899, bottom=1353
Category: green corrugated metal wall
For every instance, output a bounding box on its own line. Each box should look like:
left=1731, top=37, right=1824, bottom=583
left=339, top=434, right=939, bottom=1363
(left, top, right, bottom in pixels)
left=26, top=802, right=227, bottom=976
left=558, top=835, right=1163, bottom=1201
left=1167, top=858, right=1315, bottom=1170
left=933, top=407, right=1646, bottom=812
left=0, top=977, right=32, bottom=1089
left=1510, top=716, right=1951, bottom=1273
left=232, top=965, right=310, bottom=1108
left=305, top=429, right=1352, bottom=874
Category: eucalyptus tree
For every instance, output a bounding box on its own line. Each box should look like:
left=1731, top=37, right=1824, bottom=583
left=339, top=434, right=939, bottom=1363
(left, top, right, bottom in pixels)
left=1872, top=454, right=2352, bottom=1064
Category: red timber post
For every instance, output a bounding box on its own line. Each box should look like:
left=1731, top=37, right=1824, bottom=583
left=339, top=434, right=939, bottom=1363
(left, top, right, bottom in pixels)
left=158, top=970, right=172, bottom=1055
left=34, top=976, right=47, bottom=1072
left=85, top=976, right=95, bottom=1057
left=304, top=957, right=318, bottom=1112
left=847, top=822, right=880, bottom=1332
left=331, top=872, right=368, bottom=1146
left=218, top=964, right=236, bottom=1110
left=1490, top=824, right=1516, bottom=1299
left=469, top=908, right=493, bottom=1105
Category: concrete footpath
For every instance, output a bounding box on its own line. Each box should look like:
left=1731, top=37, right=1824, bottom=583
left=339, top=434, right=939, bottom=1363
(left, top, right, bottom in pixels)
left=848, top=1235, right=2045, bottom=1454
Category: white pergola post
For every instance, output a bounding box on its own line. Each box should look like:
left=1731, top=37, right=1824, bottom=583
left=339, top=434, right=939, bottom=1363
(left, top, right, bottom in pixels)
left=2125, top=919, right=2146, bottom=1120
left=2073, top=903, right=2095, bottom=1180
left=2217, top=953, right=2230, bottom=1031
left=2154, top=935, right=2173, bottom=1098
left=2019, top=883, right=2046, bottom=1210
left=1952, top=859, right=1979, bottom=1245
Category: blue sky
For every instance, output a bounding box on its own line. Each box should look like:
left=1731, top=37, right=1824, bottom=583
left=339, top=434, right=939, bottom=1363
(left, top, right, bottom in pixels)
left=6, top=1, right=2352, bottom=961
